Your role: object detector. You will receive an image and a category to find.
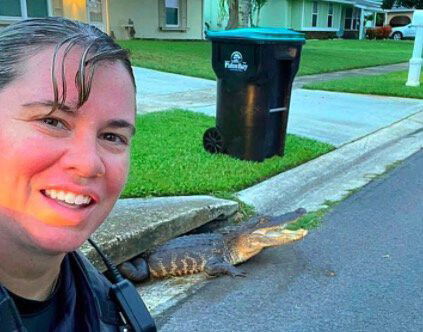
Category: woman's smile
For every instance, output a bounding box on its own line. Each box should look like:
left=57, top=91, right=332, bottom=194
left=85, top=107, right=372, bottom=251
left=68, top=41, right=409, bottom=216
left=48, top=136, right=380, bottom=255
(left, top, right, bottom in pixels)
left=43, top=189, right=93, bottom=207
left=38, top=188, right=97, bottom=227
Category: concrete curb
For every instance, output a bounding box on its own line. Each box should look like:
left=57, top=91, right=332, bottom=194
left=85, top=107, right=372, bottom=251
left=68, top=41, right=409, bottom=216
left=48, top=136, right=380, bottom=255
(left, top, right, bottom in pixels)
left=81, top=196, right=238, bottom=271
left=237, top=110, right=423, bottom=215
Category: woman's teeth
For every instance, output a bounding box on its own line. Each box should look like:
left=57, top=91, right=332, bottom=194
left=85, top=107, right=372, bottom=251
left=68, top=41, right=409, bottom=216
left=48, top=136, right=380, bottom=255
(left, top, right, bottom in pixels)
left=44, top=189, right=92, bottom=206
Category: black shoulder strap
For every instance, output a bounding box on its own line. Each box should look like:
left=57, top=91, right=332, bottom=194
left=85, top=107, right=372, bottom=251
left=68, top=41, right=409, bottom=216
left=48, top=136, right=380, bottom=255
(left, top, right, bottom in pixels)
left=0, top=286, right=25, bottom=332
left=70, top=252, right=123, bottom=326
left=72, top=251, right=156, bottom=331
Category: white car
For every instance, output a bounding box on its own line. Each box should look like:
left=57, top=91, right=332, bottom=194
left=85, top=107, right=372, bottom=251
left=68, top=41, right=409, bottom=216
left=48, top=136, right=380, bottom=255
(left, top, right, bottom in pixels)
left=390, top=24, right=416, bottom=40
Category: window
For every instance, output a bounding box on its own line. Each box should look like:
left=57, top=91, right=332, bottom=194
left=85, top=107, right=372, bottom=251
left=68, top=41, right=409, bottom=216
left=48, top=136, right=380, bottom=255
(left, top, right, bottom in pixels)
left=344, top=7, right=359, bottom=30
left=165, top=0, right=179, bottom=27
left=344, top=8, right=352, bottom=30
left=26, top=0, right=48, bottom=17
left=353, top=8, right=360, bottom=30
left=327, top=3, right=333, bottom=28
left=0, top=0, right=21, bottom=16
left=159, top=0, right=187, bottom=31
left=0, top=0, right=48, bottom=18
left=88, top=0, right=103, bottom=24
left=312, top=1, right=318, bottom=27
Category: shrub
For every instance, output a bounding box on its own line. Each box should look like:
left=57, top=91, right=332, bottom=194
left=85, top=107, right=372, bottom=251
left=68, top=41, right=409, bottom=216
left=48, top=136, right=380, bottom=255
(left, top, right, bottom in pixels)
left=366, top=28, right=376, bottom=39
left=382, top=26, right=392, bottom=38
left=366, top=26, right=392, bottom=39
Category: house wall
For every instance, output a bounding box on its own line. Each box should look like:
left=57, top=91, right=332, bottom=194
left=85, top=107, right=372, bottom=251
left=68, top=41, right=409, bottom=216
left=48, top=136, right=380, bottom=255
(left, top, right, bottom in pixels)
left=204, top=0, right=226, bottom=30
left=291, top=0, right=303, bottom=30
left=260, top=0, right=291, bottom=27
left=109, top=0, right=203, bottom=40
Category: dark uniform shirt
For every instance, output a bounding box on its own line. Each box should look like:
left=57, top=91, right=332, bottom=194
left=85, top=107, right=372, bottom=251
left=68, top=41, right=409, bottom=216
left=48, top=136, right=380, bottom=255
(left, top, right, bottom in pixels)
left=0, top=251, right=151, bottom=331
left=6, top=255, right=91, bottom=331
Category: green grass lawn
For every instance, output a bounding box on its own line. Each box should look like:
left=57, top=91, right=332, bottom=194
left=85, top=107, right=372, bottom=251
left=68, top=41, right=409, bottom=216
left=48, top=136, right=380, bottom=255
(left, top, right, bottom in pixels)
left=122, top=110, right=334, bottom=198
left=303, top=71, right=423, bottom=99
left=118, top=39, right=413, bottom=79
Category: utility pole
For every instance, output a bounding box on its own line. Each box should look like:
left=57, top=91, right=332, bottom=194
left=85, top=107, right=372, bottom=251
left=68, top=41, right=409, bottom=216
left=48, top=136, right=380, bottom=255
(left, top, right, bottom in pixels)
left=406, top=10, right=423, bottom=86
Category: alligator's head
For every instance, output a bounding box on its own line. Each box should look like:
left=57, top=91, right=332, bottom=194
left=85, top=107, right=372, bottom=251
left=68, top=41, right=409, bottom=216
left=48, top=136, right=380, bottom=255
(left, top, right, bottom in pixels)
left=226, top=208, right=308, bottom=265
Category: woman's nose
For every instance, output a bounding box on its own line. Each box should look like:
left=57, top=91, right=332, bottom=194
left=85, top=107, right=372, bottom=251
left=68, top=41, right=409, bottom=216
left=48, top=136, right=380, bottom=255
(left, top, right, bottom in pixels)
left=60, top=136, right=106, bottom=179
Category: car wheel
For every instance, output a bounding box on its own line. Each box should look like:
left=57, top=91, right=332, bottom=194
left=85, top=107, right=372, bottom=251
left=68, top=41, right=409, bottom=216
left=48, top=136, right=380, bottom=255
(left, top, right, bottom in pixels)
left=392, top=32, right=403, bottom=40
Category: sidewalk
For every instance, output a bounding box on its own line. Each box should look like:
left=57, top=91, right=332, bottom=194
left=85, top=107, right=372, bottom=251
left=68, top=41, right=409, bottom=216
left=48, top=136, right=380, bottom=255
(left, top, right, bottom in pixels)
left=134, top=63, right=423, bottom=146
left=87, top=64, right=423, bottom=318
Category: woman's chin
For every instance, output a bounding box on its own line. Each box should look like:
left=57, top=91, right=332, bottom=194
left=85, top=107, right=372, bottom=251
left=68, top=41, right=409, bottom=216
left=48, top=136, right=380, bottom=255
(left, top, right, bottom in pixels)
left=24, top=221, right=93, bottom=254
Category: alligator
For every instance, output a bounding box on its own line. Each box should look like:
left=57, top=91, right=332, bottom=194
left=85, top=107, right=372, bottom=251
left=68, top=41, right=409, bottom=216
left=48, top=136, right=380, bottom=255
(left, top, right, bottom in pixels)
left=118, top=208, right=308, bottom=282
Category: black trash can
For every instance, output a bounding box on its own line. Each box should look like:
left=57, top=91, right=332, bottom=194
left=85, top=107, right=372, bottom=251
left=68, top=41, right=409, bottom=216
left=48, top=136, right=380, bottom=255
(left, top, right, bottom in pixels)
left=203, top=28, right=305, bottom=162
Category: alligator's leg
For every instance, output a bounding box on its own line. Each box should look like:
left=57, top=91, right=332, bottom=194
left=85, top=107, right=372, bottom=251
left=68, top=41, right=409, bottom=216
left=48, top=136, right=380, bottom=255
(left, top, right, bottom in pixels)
left=204, top=257, right=246, bottom=278
left=118, top=257, right=150, bottom=282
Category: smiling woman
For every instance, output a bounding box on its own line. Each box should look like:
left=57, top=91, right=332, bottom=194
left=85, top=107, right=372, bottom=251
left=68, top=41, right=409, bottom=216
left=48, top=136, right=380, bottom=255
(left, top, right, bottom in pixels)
left=0, top=17, right=153, bottom=331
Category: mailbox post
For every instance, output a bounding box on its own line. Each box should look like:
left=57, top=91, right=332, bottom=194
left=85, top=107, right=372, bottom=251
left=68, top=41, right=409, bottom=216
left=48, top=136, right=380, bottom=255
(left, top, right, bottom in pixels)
left=406, top=10, right=423, bottom=87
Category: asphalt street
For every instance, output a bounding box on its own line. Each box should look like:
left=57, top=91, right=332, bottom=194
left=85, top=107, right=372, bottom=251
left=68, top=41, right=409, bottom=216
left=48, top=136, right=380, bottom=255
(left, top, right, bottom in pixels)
left=157, top=149, right=423, bottom=332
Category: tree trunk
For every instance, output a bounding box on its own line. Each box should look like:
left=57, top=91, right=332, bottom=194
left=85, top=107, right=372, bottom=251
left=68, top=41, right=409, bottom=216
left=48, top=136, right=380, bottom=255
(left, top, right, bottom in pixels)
left=256, top=7, right=262, bottom=26
left=239, top=0, right=251, bottom=28
left=249, top=3, right=254, bottom=27
left=226, top=0, right=240, bottom=30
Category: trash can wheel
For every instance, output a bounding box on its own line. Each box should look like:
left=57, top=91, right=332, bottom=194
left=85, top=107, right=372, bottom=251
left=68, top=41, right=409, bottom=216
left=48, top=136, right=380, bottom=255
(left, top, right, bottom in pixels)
left=203, top=127, right=225, bottom=154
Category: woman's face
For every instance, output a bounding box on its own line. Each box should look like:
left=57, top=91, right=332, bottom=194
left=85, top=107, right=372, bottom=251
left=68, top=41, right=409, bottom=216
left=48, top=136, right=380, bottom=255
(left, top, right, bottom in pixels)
left=0, top=46, right=136, bottom=253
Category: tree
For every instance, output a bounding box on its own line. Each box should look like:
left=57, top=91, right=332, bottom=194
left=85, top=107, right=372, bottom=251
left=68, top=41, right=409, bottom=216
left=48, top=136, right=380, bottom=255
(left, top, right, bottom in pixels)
left=218, top=0, right=269, bottom=29
left=239, top=0, right=252, bottom=28
left=225, top=0, right=240, bottom=30
left=251, top=0, right=268, bottom=26
left=382, top=0, right=423, bottom=9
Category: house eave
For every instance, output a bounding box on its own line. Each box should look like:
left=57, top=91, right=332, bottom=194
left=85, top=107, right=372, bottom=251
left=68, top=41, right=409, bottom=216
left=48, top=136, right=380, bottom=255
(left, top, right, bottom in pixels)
left=384, top=8, right=415, bottom=13
left=322, top=0, right=383, bottom=12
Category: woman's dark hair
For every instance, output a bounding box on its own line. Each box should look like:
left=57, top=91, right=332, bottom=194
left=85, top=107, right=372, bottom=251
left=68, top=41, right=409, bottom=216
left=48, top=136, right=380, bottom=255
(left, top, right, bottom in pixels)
left=0, top=17, right=135, bottom=111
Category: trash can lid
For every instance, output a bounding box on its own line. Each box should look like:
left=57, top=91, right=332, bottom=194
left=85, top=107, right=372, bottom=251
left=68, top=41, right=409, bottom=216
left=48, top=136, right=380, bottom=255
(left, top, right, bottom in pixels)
left=205, top=27, right=305, bottom=43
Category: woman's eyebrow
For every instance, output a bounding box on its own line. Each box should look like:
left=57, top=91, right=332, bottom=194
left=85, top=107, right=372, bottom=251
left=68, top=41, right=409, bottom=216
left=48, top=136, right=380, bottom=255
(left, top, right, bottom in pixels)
left=106, top=119, right=136, bottom=136
left=22, top=100, right=74, bottom=112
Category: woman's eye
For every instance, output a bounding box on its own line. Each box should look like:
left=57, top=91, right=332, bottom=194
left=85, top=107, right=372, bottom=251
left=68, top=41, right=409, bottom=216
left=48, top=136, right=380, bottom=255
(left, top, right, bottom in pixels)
left=41, top=117, right=66, bottom=129
left=101, top=133, right=127, bottom=145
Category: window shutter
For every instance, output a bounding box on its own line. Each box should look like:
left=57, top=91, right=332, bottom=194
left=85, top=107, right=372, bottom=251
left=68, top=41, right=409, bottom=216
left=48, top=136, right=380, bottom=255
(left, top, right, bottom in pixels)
left=158, top=0, right=166, bottom=29
left=180, top=0, right=187, bottom=30
left=52, top=0, right=64, bottom=17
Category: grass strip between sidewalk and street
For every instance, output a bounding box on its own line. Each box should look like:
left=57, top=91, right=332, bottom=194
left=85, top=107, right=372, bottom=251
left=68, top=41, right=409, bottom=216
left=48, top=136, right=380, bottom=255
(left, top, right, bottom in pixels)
left=118, top=39, right=413, bottom=79
left=303, top=71, right=423, bottom=99
left=121, top=110, right=334, bottom=198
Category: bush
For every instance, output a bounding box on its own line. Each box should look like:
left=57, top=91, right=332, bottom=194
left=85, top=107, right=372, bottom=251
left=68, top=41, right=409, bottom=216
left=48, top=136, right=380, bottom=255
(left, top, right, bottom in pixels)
left=366, top=28, right=376, bottom=39
left=366, top=26, right=392, bottom=39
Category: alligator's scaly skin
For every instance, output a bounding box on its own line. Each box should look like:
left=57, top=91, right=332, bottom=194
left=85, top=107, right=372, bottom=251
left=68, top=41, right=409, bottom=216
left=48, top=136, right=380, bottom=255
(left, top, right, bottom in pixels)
left=118, top=208, right=308, bottom=282
left=146, top=233, right=239, bottom=278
